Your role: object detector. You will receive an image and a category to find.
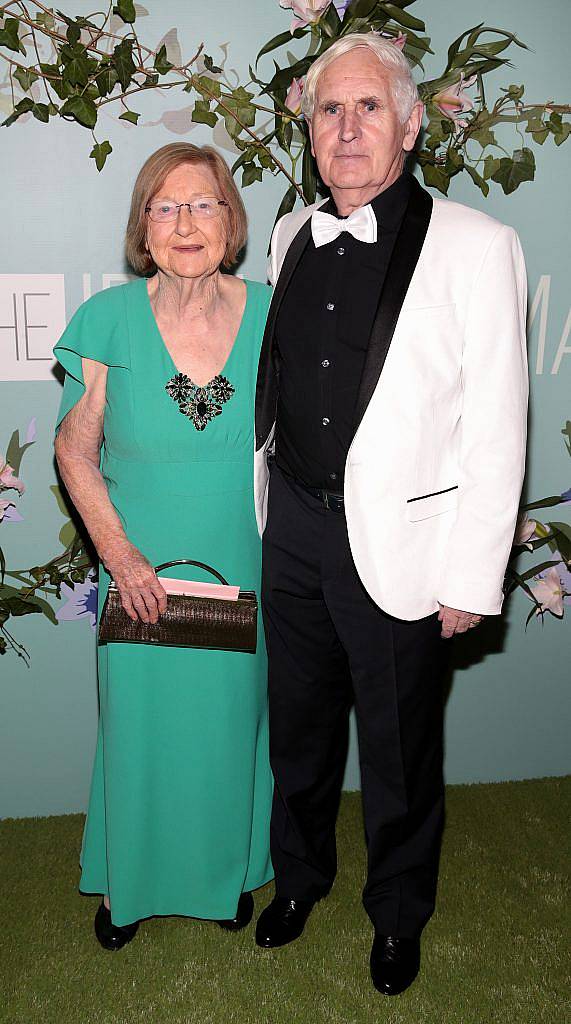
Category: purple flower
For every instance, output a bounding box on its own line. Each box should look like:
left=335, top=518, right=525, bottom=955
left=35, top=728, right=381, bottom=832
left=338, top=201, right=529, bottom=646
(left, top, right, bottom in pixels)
left=1, top=503, right=23, bottom=523
left=333, top=0, right=351, bottom=17
left=56, top=571, right=98, bottom=631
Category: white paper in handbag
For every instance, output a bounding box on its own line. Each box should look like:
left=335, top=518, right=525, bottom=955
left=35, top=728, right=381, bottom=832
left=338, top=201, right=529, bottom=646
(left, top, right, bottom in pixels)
left=159, top=577, right=240, bottom=601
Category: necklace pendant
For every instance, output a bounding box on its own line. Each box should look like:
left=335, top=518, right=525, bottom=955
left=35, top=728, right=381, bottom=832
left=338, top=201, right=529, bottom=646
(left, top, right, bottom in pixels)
left=165, top=372, right=235, bottom=431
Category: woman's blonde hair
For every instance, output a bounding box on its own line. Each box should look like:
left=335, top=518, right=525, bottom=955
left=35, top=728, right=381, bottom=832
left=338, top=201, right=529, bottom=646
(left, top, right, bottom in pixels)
left=125, top=142, right=248, bottom=275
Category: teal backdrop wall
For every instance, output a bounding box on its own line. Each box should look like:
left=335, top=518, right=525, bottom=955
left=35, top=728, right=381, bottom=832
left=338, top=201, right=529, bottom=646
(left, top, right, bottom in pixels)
left=1, top=0, right=569, bottom=817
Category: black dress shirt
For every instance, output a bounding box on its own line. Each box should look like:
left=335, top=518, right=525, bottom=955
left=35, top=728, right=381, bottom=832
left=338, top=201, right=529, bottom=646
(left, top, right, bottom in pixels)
left=274, top=171, right=411, bottom=490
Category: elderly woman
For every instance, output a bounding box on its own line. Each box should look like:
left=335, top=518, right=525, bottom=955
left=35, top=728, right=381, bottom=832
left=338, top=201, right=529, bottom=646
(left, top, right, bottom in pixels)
left=54, top=142, right=273, bottom=949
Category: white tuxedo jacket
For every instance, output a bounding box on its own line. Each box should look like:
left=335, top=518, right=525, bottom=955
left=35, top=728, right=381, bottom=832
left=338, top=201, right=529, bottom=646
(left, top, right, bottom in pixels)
left=254, top=178, right=528, bottom=620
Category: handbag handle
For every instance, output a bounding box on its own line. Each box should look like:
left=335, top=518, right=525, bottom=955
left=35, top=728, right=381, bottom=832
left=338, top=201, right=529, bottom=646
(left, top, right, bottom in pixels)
left=154, top=559, right=229, bottom=587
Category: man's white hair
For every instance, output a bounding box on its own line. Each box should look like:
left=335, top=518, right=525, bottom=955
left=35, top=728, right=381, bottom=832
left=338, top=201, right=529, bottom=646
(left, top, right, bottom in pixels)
left=301, top=33, right=420, bottom=124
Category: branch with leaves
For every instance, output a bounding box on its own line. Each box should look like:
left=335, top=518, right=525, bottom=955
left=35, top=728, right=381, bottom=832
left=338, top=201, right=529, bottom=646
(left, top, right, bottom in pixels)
left=1, top=1, right=569, bottom=219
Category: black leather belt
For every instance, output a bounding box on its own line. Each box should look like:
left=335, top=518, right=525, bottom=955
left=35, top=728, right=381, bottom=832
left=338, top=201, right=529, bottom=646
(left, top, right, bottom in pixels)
left=294, top=479, right=345, bottom=513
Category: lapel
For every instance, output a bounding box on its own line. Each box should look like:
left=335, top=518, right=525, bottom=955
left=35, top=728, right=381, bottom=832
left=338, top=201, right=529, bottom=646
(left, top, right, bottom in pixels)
left=352, top=177, right=433, bottom=436
left=255, top=218, right=313, bottom=449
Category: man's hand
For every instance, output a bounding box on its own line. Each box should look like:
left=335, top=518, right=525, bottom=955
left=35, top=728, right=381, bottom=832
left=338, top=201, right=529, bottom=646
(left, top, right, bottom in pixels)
left=437, top=604, right=484, bottom=639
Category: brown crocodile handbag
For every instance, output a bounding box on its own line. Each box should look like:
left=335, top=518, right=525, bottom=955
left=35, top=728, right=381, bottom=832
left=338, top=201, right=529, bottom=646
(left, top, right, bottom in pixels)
left=98, top=559, right=257, bottom=654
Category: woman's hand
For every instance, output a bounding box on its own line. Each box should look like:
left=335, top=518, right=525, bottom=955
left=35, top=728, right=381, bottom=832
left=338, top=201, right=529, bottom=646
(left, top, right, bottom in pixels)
left=103, top=541, right=168, bottom=623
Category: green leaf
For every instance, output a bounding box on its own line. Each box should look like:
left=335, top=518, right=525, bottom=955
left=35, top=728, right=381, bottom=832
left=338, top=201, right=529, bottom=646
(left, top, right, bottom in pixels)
left=256, top=29, right=305, bottom=65
left=3, top=596, right=43, bottom=618
left=464, top=164, right=490, bottom=196
left=483, top=154, right=501, bottom=180
left=204, top=54, right=223, bottom=74
left=61, top=44, right=91, bottom=88
left=58, top=520, right=78, bottom=549
left=29, top=594, right=59, bottom=626
left=13, top=67, right=39, bottom=93
left=382, top=3, right=425, bottom=31
left=552, top=122, right=571, bottom=147
left=113, top=0, right=136, bottom=24
left=36, top=12, right=56, bottom=31
left=521, top=495, right=564, bottom=512
left=0, top=545, right=5, bottom=585
left=191, top=100, right=217, bottom=128
left=344, top=0, right=377, bottom=20
left=0, top=17, right=25, bottom=54
left=50, top=485, right=72, bottom=518
left=113, top=39, right=136, bottom=89
left=470, top=125, right=497, bottom=148
left=548, top=522, right=571, bottom=545
left=60, top=95, right=98, bottom=129
left=66, top=22, right=81, bottom=45
left=519, top=560, right=561, bottom=583
left=118, top=110, right=140, bottom=124
left=491, top=147, right=535, bottom=194
left=89, top=140, right=113, bottom=171
left=95, top=65, right=118, bottom=97
left=445, top=147, right=464, bottom=174
left=273, top=184, right=298, bottom=228
left=2, top=97, right=34, bottom=127
left=421, top=163, right=450, bottom=195
left=6, top=428, right=34, bottom=475
left=302, top=139, right=316, bottom=204
left=153, top=43, right=173, bottom=77
left=192, top=74, right=221, bottom=100
left=241, top=162, right=263, bottom=187
left=506, top=84, right=525, bottom=101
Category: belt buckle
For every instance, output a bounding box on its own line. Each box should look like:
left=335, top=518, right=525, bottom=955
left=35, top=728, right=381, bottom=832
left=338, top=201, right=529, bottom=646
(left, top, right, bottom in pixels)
left=323, top=490, right=330, bottom=510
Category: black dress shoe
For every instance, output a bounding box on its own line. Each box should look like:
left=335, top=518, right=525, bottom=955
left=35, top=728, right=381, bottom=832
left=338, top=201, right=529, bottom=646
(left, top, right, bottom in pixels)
left=218, top=891, right=254, bottom=932
left=255, top=897, right=315, bottom=948
left=94, top=901, right=139, bottom=951
left=370, top=934, right=420, bottom=996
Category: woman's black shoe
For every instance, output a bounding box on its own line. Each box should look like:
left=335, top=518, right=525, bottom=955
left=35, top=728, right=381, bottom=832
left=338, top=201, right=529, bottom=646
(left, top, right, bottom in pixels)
left=94, top=901, right=139, bottom=951
left=217, top=891, right=254, bottom=932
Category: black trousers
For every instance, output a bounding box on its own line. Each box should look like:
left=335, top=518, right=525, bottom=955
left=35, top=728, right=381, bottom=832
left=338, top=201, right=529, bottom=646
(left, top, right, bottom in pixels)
left=261, top=465, right=447, bottom=938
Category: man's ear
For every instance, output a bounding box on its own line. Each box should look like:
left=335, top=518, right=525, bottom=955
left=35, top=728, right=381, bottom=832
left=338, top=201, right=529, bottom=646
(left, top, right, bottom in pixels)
left=402, top=101, right=424, bottom=154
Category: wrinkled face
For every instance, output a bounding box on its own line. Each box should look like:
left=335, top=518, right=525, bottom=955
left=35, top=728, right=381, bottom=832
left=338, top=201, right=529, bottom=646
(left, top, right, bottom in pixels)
left=309, top=48, right=422, bottom=198
left=145, top=163, right=227, bottom=279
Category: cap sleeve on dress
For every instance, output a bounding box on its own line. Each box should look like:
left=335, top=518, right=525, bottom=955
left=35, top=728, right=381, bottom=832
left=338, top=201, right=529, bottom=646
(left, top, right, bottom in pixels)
left=54, top=285, right=131, bottom=432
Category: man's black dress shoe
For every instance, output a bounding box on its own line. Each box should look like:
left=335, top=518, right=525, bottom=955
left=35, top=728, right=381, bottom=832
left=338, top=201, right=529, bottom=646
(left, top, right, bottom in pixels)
left=370, top=934, right=421, bottom=996
left=255, top=897, right=315, bottom=948
left=94, top=901, right=139, bottom=951
left=218, top=891, right=254, bottom=932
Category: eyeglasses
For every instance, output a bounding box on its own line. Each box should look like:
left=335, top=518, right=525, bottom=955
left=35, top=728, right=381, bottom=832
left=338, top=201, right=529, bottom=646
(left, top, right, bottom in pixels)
left=145, top=197, right=229, bottom=223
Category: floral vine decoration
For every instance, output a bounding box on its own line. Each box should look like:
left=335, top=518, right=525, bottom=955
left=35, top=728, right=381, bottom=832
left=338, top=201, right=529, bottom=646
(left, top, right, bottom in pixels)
left=505, top=421, right=571, bottom=623
left=0, top=0, right=569, bottom=224
left=0, top=422, right=92, bottom=663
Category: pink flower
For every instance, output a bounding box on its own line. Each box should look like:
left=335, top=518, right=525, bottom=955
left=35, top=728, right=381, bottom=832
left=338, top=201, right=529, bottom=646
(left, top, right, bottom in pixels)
left=513, top=513, right=536, bottom=549
left=280, top=0, right=332, bottom=32
left=529, top=566, right=565, bottom=618
left=0, top=463, right=25, bottom=495
left=432, top=73, right=477, bottom=129
left=285, top=76, right=304, bottom=115
left=391, top=33, right=407, bottom=50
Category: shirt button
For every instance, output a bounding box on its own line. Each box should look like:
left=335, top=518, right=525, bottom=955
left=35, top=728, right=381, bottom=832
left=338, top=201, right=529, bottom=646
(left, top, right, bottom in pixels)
left=321, top=359, right=330, bottom=368
left=337, top=247, right=345, bottom=255
left=322, top=417, right=330, bottom=426
left=329, top=472, right=337, bottom=481
left=326, top=302, right=335, bottom=311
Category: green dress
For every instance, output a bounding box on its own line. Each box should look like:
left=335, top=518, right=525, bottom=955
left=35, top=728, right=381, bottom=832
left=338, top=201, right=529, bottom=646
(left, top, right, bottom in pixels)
left=54, top=277, right=273, bottom=926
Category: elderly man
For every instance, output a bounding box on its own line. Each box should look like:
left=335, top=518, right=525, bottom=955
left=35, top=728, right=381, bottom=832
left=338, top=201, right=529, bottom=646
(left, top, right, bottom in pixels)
left=253, top=33, right=528, bottom=995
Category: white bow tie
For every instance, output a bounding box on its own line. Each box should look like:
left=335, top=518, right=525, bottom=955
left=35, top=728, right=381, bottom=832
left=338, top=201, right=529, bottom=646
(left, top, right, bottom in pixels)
left=311, top=204, right=377, bottom=248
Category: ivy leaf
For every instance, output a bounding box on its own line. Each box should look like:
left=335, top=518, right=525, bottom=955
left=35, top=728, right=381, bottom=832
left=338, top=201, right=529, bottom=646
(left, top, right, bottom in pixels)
left=154, top=44, right=173, bottom=76
left=95, top=65, right=118, bottom=97
left=483, top=154, right=501, bottom=180
left=192, top=74, right=221, bottom=100
left=2, top=98, right=34, bottom=127
left=90, top=140, right=113, bottom=171
left=491, top=147, right=535, bottom=194
left=113, top=0, right=136, bottom=24
left=506, top=84, right=525, bottom=102
left=119, top=110, right=140, bottom=124
left=445, top=147, right=464, bottom=174
left=66, top=22, right=81, bottom=45
left=60, top=43, right=92, bottom=88
left=13, top=67, right=39, bottom=92
left=464, top=164, right=490, bottom=196
left=0, top=17, right=25, bottom=55
left=470, top=124, right=496, bottom=148
left=35, top=11, right=56, bottom=31
left=191, top=99, right=217, bottom=128
left=204, top=54, right=223, bottom=74
left=61, top=95, right=98, bottom=129
left=113, top=39, right=136, bottom=90
left=242, top=162, right=263, bottom=187
left=421, top=163, right=450, bottom=195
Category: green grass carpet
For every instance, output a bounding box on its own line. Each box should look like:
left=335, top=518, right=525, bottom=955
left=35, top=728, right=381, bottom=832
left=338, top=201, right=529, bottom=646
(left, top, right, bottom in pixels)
left=1, top=777, right=569, bottom=1024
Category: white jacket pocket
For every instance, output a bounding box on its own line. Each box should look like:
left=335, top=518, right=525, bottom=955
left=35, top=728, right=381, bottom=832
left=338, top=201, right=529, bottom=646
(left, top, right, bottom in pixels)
left=406, top=485, right=458, bottom=522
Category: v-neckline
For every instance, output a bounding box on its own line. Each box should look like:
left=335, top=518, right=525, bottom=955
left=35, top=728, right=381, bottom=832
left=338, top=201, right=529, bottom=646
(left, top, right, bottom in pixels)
left=141, top=276, right=249, bottom=387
